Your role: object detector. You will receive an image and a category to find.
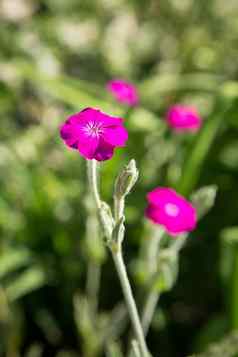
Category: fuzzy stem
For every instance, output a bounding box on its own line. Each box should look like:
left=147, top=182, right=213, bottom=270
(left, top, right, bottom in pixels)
left=114, top=197, right=125, bottom=222
left=141, top=290, right=160, bottom=335
left=86, top=160, right=102, bottom=315
left=131, top=340, right=141, bottom=357
left=113, top=195, right=150, bottom=357
left=140, top=227, right=164, bottom=335
left=87, top=159, right=101, bottom=209
left=112, top=249, right=149, bottom=357
left=86, top=261, right=101, bottom=314
left=87, top=158, right=149, bottom=356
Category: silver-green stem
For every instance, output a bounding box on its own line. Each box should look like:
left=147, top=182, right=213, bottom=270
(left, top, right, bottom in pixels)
left=142, top=232, right=187, bottom=335
left=113, top=195, right=150, bottom=357
left=86, top=159, right=102, bottom=315
left=112, top=248, right=149, bottom=357
left=170, top=234, right=187, bottom=253
left=87, top=159, right=149, bottom=356
left=141, top=290, right=160, bottom=335
left=131, top=340, right=141, bottom=357
left=86, top=260, right=101, bottom=314
left=87, top=159, right=101, bottom=209
left=146, top=227, right=164, bottom=276
left=114, top=197, right=125, bottom=222
left=140, top=228, right=164, bottom=334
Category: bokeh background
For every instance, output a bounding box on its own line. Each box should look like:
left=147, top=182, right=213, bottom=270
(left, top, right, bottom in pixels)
left=1, top=0, right=238, bottom=356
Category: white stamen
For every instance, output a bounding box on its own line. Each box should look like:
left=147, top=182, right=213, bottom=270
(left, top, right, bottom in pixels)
left=165, top=203, right=179, bottom=217
left=83, top=121, right=104, bottom=138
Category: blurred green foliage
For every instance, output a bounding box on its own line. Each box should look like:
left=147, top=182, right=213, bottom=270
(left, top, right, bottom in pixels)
left=0, top=0, right=238, bottom=356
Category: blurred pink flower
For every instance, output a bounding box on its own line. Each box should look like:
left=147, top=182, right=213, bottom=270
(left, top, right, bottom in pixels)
left=107, top=79, right=139, bottom=106
left=60, top=108, right=128, bottom=161
left=166, top=105, right=202, bottom=132
left=145, top=187, right=197, bottom=236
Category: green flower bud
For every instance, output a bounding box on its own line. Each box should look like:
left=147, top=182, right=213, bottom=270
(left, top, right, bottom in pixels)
left=114, top=159, right=139, bottom=199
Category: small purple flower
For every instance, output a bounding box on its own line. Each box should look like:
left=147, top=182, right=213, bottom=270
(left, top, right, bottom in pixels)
left=60, top=108, right=128, bottom=161
left=166, top=105, right=202, bottom=132
left=107, top=79, right=139, bottom=106
left=145, top=187, right=197, bottom=236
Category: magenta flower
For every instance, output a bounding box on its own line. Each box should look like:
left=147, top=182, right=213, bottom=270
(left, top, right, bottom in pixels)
left=166, top=105, right=202, bottom=132
left=145, top=187, right=197, bottom=236
left=60, top=108, right=128, bottom=161
left=107, top=79, right=139, bottom=106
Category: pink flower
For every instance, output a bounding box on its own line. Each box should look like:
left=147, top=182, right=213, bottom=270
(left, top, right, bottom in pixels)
left=145, top=187, right=197, bottom=236
left=60, top=108, right=128, bottom=161
left=107, top=79, right=139, bottom=106
left=166, top=105, right=202, bottom=132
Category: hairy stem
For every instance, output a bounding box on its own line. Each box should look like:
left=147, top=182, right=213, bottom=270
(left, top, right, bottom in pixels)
left=112, top=248, right=149, bottom=357
left=86, top=261, right=101, bottom=314
left=141, top=227, right=164, bottom=335
left=113, top=195, right=150, bottom=357
left=87, top=158, right=150, bottom=356
left=86, top=160, right=103, bottom=315
left=114, top=197, right=125, bottom=222
left=141, top=290, right=160, bottom=335
left=87, top=159, right=101, bottom=209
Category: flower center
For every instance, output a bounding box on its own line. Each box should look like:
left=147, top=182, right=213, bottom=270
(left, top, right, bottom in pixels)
left=83, top=121, right=104, bottom=138
left=165, top=203, right=179, bottom=217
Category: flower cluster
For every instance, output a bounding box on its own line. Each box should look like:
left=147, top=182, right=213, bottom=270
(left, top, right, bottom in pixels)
left=60, top=83, right=200, bottom=236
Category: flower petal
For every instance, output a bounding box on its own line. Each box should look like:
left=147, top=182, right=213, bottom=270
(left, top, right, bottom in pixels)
left=94, top=138, right=114, bottom=161
left=60, top=123, right=79, bottom=149
left=77, top=133, right=99, bottom=160
left=102, top=125, right=128, bottom=147
left=98, top=111, right=123, bottom=127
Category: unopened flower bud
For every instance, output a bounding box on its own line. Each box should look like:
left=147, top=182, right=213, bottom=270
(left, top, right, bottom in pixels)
left=191, top=185, right=217, bottom=219
left=99, top=201, right=115, bottom=240
left=114, top=159, right=139, bottom=199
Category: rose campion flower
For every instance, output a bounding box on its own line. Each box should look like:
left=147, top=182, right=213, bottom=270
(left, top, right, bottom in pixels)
left=60, top=108, right=128, bottom=161
left=107, top=79, right=139, bottom=106
left=166, top=105, right=202, bottom=132
left=145, top=187, right=197, bottom=236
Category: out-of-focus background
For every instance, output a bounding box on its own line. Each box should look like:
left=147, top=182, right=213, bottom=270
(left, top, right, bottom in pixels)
left=1, top=0, right=238, bottom=356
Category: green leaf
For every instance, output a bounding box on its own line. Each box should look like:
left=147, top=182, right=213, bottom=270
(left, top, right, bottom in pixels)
left=0, top=250, right=31, bottom=279
left=5, top=266, right=46, bottom=302
left=189, top=331, right=238, bottom=357
left=176, top=97, right=235, bottom=196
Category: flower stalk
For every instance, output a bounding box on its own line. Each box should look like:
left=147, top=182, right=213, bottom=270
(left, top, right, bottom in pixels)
left=111, top=249, right=149, bottom=357
left=87, top=159, right=101, bottom=210
left=87, top=158, right=150, bottom=357
left=141, top=227, right=165, bottom=335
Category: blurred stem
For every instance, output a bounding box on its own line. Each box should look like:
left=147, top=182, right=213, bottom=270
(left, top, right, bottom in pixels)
left=141, top=232, right=186, bottom=336
left=131, top=340, right=141, bottom=357
left=86, top=261, right=101, bottom=315
left=141, top=291, right=160, bottom=336
left=231, top=246, right=238, bottom=329
left=146, top=227, right=164, bottom=276
left=141, top=227, right=164, bottom=335
left=102, top=303, right=128, bottom=342
left=169, top=234, right=187, bottom=254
